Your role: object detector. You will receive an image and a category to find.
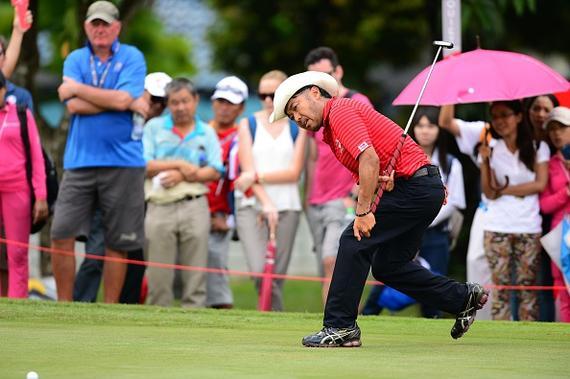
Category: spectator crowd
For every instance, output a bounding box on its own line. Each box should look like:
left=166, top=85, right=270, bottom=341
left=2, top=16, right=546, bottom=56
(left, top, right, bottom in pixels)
left=1, top=1, right=569, bottom=323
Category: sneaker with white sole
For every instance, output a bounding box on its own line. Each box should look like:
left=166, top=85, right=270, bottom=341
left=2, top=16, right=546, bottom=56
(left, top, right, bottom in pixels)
left=302, top=323, right=362, bottom=347
left=450, top=282, right=489, bottom=340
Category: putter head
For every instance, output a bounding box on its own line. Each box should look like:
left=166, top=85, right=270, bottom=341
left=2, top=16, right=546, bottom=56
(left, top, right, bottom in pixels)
left=433, top=40, right=454, bottom=49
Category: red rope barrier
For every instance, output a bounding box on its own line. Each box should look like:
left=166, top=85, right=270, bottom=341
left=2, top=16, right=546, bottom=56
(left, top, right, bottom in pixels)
left=1, top=237, right=568, bottom=291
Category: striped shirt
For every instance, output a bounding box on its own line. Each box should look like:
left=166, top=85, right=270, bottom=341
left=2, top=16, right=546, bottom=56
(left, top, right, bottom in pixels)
left=321, top=98, right=429, bottom=182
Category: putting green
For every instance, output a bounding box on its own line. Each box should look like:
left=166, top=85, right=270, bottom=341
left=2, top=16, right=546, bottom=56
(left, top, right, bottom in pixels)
left=1, top=300, right=568, bottom=378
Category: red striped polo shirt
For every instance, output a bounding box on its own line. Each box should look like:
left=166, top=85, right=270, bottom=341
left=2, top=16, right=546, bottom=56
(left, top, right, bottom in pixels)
left=321, top=97, right=429, bottom=182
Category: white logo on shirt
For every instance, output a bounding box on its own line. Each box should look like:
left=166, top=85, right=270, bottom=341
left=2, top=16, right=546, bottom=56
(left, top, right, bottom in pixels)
left=114, top=62, right=123, bottom=72
left=335, top=139, right=344, bottom=153
left=358, top=142, right=369, bottom=152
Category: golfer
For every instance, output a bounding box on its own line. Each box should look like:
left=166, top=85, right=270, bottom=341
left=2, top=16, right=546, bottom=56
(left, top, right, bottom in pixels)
left=269, top=71, right=488, bottom=347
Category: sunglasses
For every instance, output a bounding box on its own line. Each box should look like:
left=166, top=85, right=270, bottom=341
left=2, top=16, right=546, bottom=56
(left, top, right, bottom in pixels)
left=258, top=93, right=275, bottom=101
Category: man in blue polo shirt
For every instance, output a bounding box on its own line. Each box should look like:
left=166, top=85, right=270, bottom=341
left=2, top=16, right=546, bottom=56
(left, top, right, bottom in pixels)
left=51, top=1, right=147, bottom=303
left=143, top=78, right=222, bottom=307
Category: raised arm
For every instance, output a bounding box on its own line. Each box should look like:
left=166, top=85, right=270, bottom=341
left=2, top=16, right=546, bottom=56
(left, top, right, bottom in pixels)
left=438, top=104, right=461, bottom=137
left=2, top=9, right=32, bottom=78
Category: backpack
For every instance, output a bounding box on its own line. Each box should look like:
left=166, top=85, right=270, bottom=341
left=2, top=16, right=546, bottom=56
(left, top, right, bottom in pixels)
left=248, top=115, right=299, bottom=142
left=17, top=105, right=59, bottom=234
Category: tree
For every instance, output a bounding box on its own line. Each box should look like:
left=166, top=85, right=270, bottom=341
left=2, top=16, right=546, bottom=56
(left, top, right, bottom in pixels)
left=208, top=0, right=568, bottom=94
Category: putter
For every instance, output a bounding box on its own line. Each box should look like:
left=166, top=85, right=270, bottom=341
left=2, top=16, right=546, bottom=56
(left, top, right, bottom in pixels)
left=371, top=40, right=454, bottom=212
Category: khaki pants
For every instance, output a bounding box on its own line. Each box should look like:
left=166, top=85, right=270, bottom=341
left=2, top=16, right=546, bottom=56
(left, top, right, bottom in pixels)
left=236, top=207, right=300, bottom=311
left=145, top=196, right=210, bottom=307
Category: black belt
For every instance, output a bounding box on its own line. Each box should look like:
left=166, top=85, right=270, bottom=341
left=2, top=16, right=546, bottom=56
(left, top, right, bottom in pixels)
left=177, top=194, right=203, bottom=202
left=411, top=165, right=440, bottom=179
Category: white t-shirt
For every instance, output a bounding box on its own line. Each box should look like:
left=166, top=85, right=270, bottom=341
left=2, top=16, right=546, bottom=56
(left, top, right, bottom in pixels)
left=479, top=139, right=549, bottom=234
left=455, top=119, right=487, bottom=165
left=235, top=118, right=301, bottom=211
left=429, top=149, right=466, bottom=227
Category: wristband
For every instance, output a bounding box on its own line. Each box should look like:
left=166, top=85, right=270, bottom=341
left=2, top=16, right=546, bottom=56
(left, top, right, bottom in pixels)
left=355, top=209, right=372, bottom=217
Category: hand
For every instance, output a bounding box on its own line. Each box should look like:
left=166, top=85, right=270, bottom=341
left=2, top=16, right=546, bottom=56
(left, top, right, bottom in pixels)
left=32, top=199, right=48, bottom=225
left=58, top=77, right=79, bottom=101
left=178, top=161, right=198, bottom=181
left=211, top=213, right=230, bottom=232
left=13, top=9, right=32, bottom=33
left=378, top=170, right=395, bottom=192
left=235, top=171, right=257, bottom=192
left=353, top=212, right=375, bottom=241
left=159, top=170, right=184, bottom=188
left=260, top=203, right=279, bottom=231
left=479, top=145, right=492, bottom=161
left=129, top=97, right=150, bottom=119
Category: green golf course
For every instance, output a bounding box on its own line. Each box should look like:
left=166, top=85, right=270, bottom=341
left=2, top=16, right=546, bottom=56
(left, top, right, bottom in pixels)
left=1, top=299, right=569, bottom=379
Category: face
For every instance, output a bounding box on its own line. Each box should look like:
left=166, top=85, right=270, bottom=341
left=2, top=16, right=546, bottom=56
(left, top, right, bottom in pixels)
left=490, top=104, right=522, bottom=138
left=307, top=59, right=342, bottom=83
left=413, top=116, right=439, bottom=148
left=167, top=88, right=199, bottom=125
left=529, top=96, right=555, bottom=130
left=212, top=98, right=243, bottom=126
left=258, top=78, right=281, bottom=112
left=84, top=19, right=121, bottom=50
left=285, top=87, right=323, bottom=132
left=547, top=121, right=570, bottom=150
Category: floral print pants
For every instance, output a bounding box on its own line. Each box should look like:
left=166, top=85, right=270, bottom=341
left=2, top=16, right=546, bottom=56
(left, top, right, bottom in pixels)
left=484, top=231, right=541, bottom=321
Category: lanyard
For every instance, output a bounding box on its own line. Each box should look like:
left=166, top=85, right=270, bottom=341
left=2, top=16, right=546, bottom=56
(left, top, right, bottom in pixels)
left=89, top=54, right=112, bottom=88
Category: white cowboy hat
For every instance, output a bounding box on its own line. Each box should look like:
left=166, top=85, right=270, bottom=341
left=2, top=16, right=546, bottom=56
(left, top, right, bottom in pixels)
left=269, top=71, right=338, bottom=123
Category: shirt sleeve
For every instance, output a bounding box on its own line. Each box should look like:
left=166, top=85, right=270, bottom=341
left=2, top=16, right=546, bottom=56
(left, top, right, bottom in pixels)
left=329, top=105, right=373, bottom=161
left=114, top=47, right=146, bottom=99
left=63, top=50, right=84, bottom=83
left=26, top=109, right=47, bottom=200
left=455, top=119, right=485, bottom=159
left=536, top=141, right=551, bottom=163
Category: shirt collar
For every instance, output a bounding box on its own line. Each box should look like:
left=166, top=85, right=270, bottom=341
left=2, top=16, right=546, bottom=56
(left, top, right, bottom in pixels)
left=165, top=114, right=206, bottom=138
left=86, top=39, right=121, bottom=56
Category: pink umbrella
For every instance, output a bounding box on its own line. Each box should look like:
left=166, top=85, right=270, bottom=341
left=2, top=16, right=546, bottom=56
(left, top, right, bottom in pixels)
left=393, top=49, right=570, bottom=106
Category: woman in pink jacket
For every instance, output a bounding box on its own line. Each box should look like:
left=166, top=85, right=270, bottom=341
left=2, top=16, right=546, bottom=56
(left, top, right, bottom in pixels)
left=539, top=106, right=570, bottom=322
left=0, top=72, right=47, bottom=298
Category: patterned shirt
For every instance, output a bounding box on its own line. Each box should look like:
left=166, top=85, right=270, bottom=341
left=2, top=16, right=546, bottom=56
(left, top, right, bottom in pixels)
left=321, top=97, right=429, bottom=182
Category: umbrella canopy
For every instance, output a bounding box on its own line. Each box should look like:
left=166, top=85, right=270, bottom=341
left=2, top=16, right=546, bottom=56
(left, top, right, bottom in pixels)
left=393, top=49, right=570, bottom=106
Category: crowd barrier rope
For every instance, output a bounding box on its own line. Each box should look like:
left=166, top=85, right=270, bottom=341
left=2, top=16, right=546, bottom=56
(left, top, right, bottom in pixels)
left=1, top=237, right=568, bottom=291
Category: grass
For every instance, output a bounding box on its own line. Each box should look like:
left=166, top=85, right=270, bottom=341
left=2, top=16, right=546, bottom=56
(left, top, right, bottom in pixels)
left=1, top=300, right=569, bottom=379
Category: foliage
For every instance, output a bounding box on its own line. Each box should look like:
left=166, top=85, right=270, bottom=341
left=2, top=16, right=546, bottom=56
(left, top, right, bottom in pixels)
left=208, top=0, right=567, bottom=90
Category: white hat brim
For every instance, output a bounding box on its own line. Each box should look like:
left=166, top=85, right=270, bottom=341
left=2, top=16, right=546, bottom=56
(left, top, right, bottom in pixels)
left=269, top=71, right=338, bottom=123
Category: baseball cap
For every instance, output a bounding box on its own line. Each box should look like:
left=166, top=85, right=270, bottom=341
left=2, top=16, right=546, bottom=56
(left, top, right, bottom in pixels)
left=211, top=76, right=248, bottom=105
left=543, top=106, right=570, bottom=129
left=86, top=1, right=119, bottom=24
left=269, top=71, right=338, bottom=123
left=145, top=72, right=172, bottom=98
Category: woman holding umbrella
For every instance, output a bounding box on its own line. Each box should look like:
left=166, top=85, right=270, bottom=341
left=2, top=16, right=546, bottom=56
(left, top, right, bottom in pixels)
left=479, top=100, right=549, bottom=321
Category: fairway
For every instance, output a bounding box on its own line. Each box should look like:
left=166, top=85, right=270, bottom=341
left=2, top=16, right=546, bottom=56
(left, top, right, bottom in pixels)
left=1, top=300, right=569, bottom=379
